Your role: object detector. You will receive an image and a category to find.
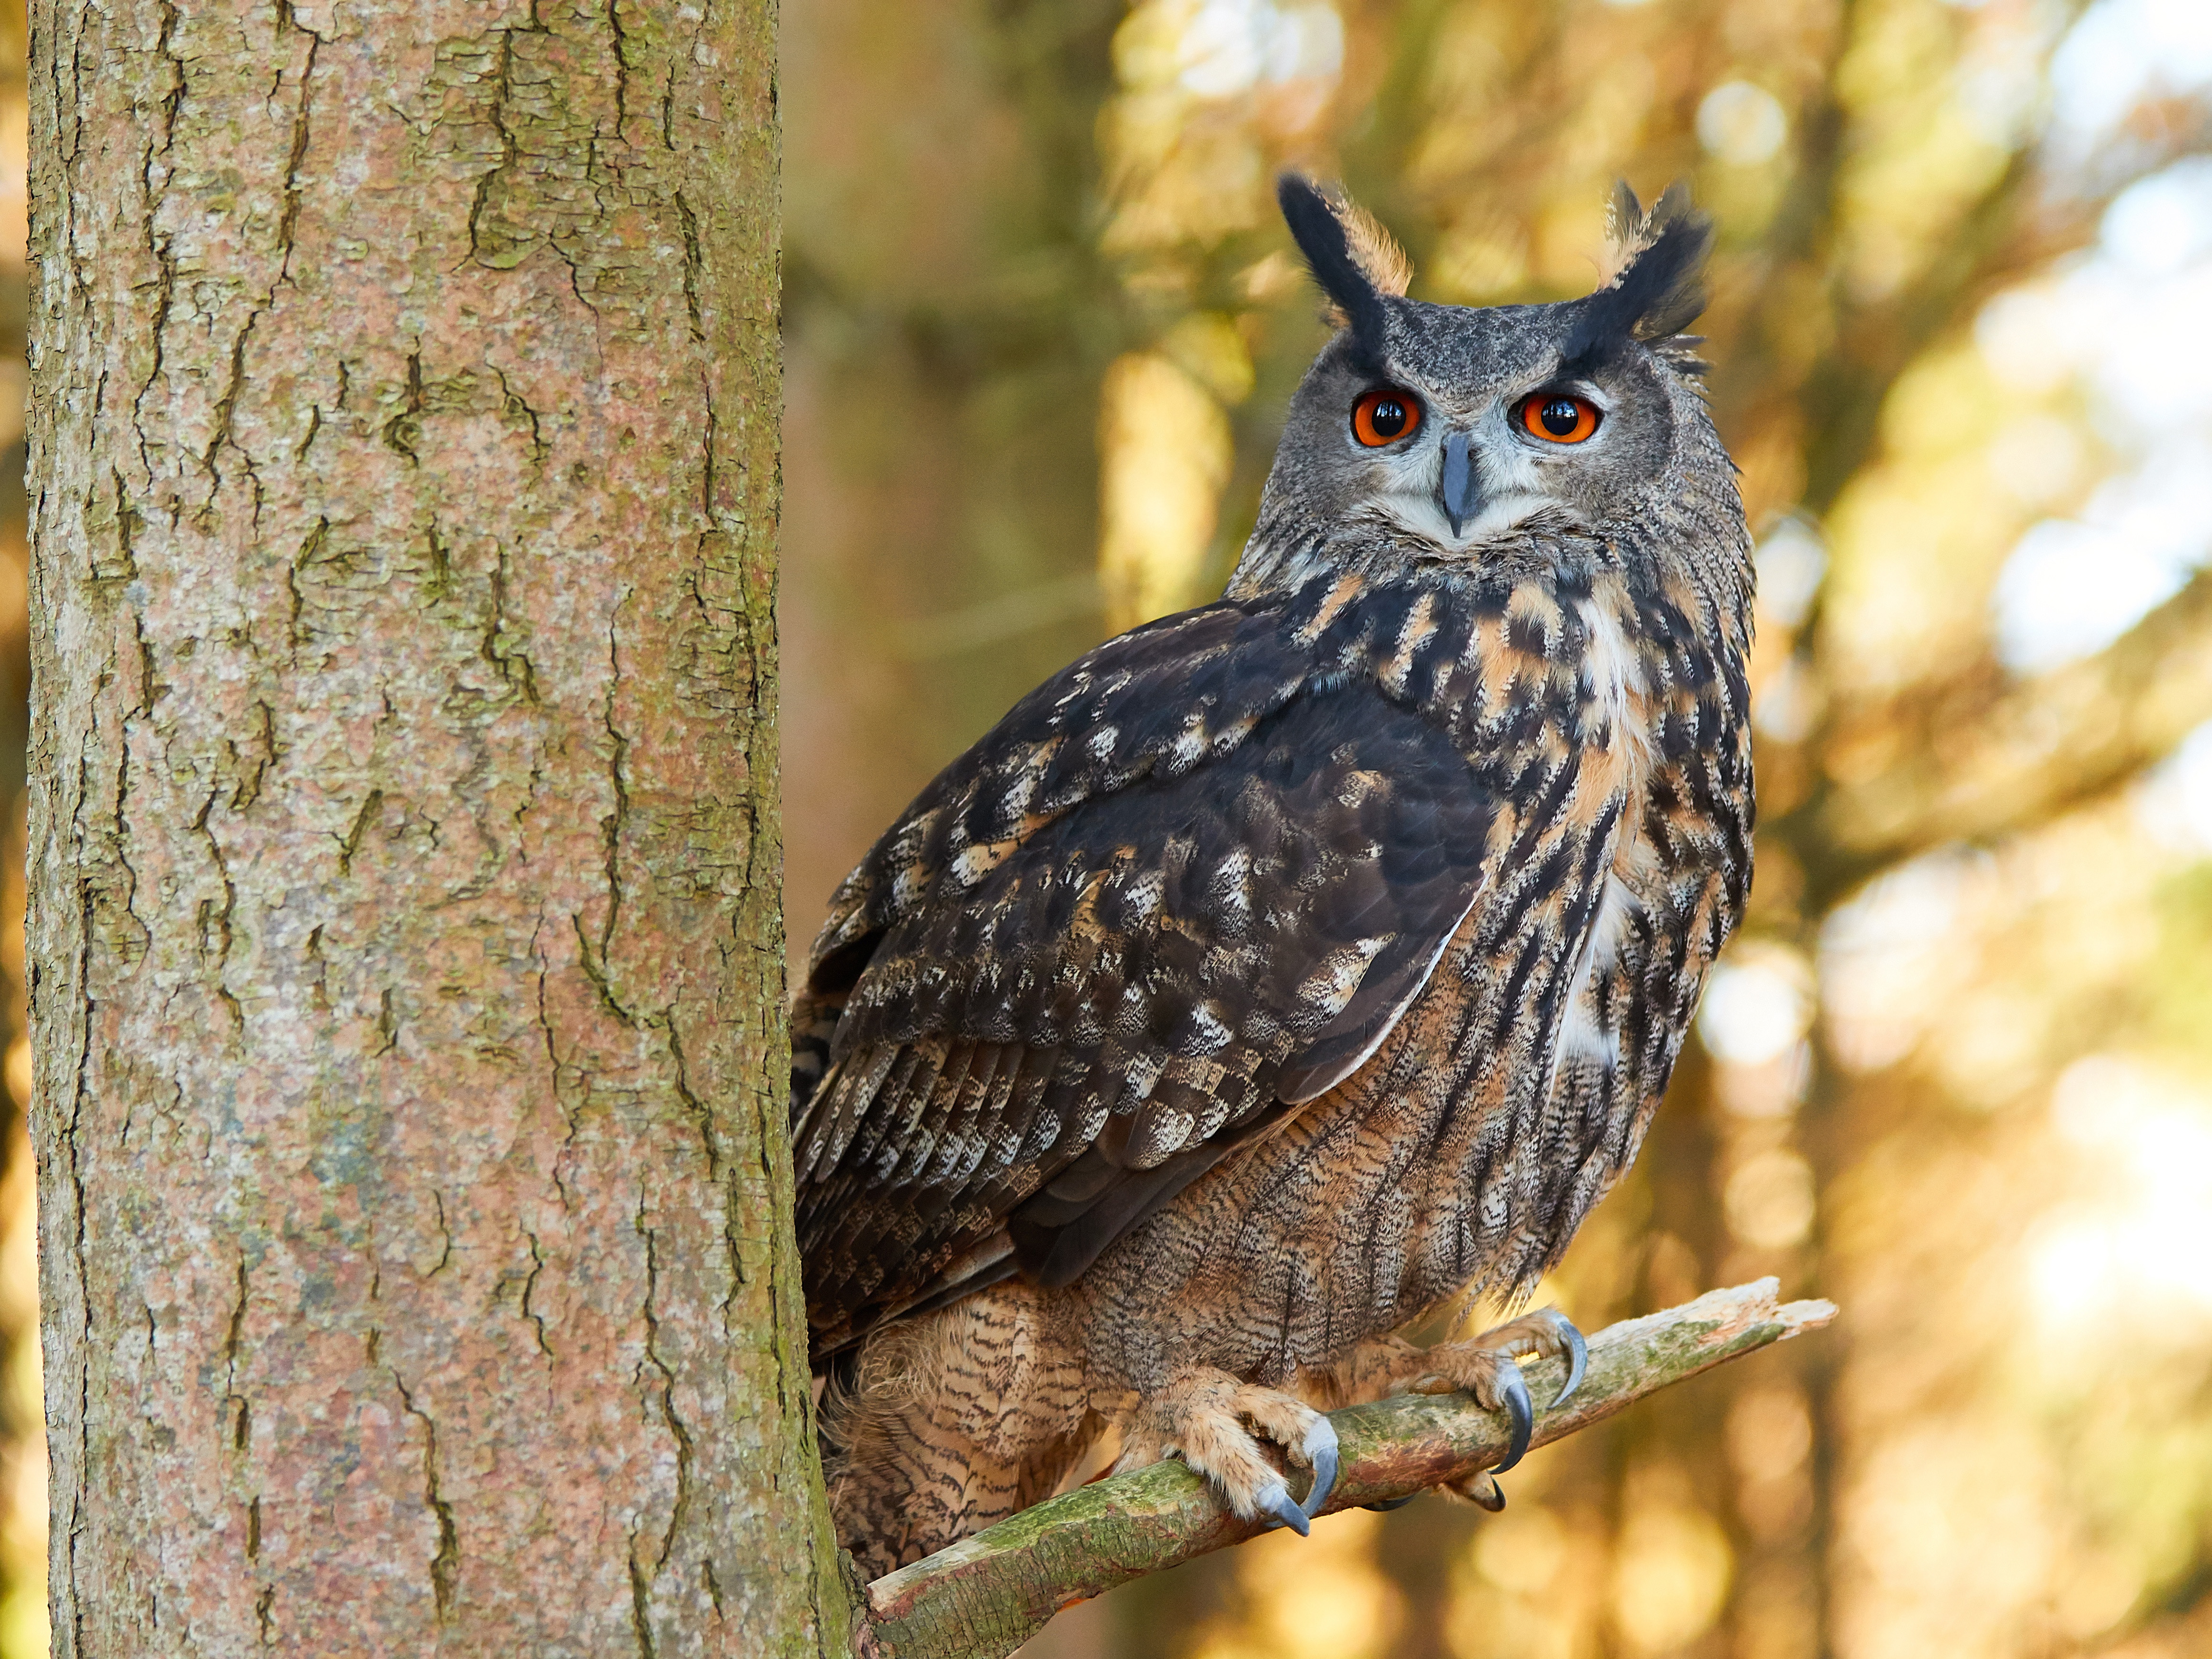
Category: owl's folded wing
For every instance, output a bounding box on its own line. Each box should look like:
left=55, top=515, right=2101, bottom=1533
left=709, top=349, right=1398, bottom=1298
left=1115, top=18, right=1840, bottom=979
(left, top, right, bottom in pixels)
left=792, top=590, right=1527, bottom=1355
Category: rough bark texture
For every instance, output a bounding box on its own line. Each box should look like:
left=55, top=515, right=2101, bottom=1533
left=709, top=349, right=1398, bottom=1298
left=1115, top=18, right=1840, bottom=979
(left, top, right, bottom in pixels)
left=861, top=1281, right=1835, bottom=1659
left=26, top=0, right=849, bottom=1650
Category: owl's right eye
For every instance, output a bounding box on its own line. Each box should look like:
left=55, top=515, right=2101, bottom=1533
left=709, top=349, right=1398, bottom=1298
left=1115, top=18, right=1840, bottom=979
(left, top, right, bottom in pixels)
left=1351, top=388, right=1421, bottom=447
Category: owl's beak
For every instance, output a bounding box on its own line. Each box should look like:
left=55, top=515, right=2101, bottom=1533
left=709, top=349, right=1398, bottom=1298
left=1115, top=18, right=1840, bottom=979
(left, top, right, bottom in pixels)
left=1440, top=430, right=1481, bottom=536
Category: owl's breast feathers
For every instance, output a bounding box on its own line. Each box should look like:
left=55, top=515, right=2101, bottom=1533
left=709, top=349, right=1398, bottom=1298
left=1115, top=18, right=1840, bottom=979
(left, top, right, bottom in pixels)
left=792, top=550, right=1752, bottom=1359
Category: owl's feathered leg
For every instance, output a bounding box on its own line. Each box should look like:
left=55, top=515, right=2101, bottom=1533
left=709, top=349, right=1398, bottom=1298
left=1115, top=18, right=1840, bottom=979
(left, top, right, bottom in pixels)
left=1111, top=1370, right=1341, bottom=1533
left=820, top=1285, right=1100, bottom=1577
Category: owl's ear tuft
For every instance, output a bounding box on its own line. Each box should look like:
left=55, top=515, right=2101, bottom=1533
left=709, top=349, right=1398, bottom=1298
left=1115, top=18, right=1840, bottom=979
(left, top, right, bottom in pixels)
left=1564, top=182, right=1714, bottom=364
left=1277, top=174, right=1403, bottom=359
left=1336, top=198, right=1413, bottom=300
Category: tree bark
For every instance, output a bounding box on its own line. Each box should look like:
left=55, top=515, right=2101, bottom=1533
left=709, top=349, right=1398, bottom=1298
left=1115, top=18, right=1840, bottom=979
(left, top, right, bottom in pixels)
left=26, top=0, right=850, bottom=1650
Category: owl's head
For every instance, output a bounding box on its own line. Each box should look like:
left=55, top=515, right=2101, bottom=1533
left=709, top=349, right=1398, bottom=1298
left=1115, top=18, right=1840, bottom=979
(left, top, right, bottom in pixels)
left=1238, top=176, right=1728, bottom=586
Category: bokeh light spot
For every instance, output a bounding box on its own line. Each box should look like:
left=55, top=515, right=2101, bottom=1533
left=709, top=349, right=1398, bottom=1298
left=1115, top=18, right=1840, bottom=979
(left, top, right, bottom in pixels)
left=1696, top=81, right=1787, bottom=166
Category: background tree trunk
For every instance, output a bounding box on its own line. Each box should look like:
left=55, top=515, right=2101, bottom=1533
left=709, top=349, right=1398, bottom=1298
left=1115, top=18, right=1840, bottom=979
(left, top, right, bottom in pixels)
left=24, top=0, right=848, bottom=1650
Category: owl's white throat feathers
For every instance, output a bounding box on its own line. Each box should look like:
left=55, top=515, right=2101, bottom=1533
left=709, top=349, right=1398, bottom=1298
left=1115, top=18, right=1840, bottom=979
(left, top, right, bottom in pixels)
left=1373, top=488, right=1556, bottom=553
left=1369, top=424, right=1575, bottom=554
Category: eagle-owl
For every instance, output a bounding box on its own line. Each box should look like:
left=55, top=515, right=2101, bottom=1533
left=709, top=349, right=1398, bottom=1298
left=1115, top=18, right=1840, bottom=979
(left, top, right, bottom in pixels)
left=791, top=176, right=1752, bottom=1577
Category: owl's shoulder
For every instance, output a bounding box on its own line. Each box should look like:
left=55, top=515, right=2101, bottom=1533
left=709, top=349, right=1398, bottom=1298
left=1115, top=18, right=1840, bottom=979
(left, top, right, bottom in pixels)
left=808, top=572, right=1520, bottom=968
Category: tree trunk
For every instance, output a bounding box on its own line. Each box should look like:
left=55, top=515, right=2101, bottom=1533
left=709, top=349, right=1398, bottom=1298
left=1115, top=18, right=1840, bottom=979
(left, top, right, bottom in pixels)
left=25, top=0, right=849, bottom=1650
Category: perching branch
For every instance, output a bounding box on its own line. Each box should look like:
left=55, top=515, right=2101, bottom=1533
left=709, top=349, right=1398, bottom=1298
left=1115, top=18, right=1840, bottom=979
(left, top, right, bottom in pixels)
left=857, top=1279, right=1836, bottom=1659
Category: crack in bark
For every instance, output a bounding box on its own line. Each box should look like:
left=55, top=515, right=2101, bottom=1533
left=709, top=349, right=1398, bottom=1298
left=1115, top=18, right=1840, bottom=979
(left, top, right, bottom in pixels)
left=520, top=1230, right=554, bottom=1356
left=373, top=986, right=399, bottom=1056
left=272, top=0, right=323, bottom=282
left=428, top=1189, right=453, bottom=1275
left=107, top=705, right=153, bottom=966
left=222, top=1253, right=250, bottom=1452
left=287, top=516, right=328, bottom=650
left=661, top=1017, right=719, bottom=1180
left=529, top=914, right=583, bottom=1207
left=381, top=347, right=424, bottom=465
left=628, top=1550, right=660, bottom=1659
left=292, top=401, right=320, bottom=463
left=572, top=912, right=643, bottom=1027
left=201, top=307, right=266, bottom=520
left=154, top=0, right=184, bottom=154
left=632, top=1211, right=693, bottom=1649
left=335, top=786, right=384, bottom=877
left=101, top=465, right=140, bottom=583
left=131, top=217, right=175, bottom=494
left=592, top=615, right=632, bottom=991
left=474, top=21, right=523, bottom=258
left=484, top=542, right=540, bottom=702
left=490, top=366, right=550, bottom=470
left=699, top=401, right=718, bottom=527
left=673, top=190, right=705, bottom=344
left=391, top=1369, right=461, bottom=1621
left=604, top=0, right=630, bottom=137
left=419, top=516, right=453, bottom=609
left=189, top=786, right=242, bottom=1027
left=227, top=698, right=277, bottom=812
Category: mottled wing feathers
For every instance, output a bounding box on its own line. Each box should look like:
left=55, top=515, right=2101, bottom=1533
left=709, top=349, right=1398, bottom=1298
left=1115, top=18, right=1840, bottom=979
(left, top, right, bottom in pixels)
left=807, top=601, right=1308, bottom=975
left=793, top=577, right=1505, bottom=1353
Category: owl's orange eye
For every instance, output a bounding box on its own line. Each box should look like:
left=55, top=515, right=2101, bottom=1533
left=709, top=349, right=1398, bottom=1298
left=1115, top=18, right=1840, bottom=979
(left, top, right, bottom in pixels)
left=1351, top=387, right=1421, bottom=447
left=1518, top=393, right=1601, bottom=444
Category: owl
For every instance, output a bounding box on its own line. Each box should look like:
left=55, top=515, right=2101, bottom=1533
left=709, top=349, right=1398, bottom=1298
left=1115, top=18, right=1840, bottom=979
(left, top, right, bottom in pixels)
left=791, top=176, right=1753, bottom=1578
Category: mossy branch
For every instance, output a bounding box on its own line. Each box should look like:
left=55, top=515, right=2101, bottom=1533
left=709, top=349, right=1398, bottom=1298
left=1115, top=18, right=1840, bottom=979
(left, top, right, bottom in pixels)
left=855, top=1278, right=1836, bottom=1659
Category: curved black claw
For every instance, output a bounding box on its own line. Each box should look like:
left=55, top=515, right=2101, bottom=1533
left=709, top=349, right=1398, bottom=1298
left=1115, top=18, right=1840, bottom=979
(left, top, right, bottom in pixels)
left=1261, top=1481, right=1313, bottom=1537
left=1468, top=1475, right=1507, bottom=1513
left=1547, top=1310, right=1589, bottom=1408
left=1491, top=1357, right=1534, bottom=1473
left=1300, top=1418, right=1341, bottom=1521
left=1363, top=1493, right=1418, bottom=1512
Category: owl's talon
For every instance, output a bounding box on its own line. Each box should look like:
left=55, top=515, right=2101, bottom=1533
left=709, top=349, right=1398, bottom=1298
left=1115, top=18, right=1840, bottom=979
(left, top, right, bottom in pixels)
left=1466, top=1473, right=1506, bottom=1512
left=1261, top=1480, right=1312, bottom=1536
left=1300, top=1417, right=1340, bottom=1519
left=1363, top=1492, right=1418, bottom=1511
left=1543, top=1309, right=1589, bottom=1407
left=1492, top=1358, right=1533, bottom=1472
left=1116, top=1372, right=1338, bottom=1533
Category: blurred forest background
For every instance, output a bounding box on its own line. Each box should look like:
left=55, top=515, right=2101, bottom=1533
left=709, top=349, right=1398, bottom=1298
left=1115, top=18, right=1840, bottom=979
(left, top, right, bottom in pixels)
left=780, top=0, right=2212, bottom=1656
left=0, top=0, right=2205, bottom=1656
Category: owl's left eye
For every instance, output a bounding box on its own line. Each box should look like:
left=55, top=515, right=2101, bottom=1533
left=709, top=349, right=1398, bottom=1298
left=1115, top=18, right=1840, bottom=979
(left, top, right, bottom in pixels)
left=1517, top=393, right=1602, bottom=444
left=1352, top=388, right=1422, bottom=447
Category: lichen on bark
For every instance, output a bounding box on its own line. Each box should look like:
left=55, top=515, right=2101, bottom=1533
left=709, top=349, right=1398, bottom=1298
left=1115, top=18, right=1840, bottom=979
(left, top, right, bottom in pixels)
left=26, top=0, right=846, bottom=1649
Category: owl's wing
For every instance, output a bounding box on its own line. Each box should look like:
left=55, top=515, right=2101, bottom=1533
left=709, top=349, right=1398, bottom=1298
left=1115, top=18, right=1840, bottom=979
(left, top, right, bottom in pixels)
left=793, top=588, right=1517, bottom=1354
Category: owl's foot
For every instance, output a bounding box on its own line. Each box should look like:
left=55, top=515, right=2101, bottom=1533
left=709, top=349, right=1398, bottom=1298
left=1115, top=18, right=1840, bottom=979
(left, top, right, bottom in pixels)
left=1115, top=1370, right=1340, bottom=1535
left=1408, top=1306, right=1588, bottom=1474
